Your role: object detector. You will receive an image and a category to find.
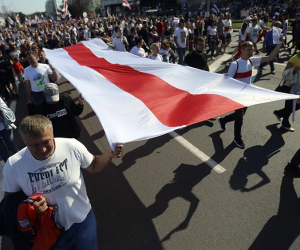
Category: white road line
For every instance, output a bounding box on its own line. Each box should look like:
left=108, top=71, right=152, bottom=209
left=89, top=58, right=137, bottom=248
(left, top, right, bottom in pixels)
left=169, top=131, right=226, bottom=174
left=167, top=54, right=234, bottom=174
left=209, top=54, right=232, bottom=73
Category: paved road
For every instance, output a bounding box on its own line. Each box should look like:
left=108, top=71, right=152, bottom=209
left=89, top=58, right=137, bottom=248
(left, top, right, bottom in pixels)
left=2, top=33, right=300, bottom=250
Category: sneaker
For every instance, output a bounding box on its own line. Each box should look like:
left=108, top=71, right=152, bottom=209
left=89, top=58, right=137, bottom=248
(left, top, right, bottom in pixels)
left=217, top=117, right=226, bottom=131
left=211, top=57, right=215, bottom=61
left=271, top=70, right=276, bottom=74
left=259, top=67, right=266, bottom=70
left=224, top=48, right=227, bottom=52
left=282, top=126, right=295, bottom=132
left=234, top=138, right=245, bottom=149
left=273, top=111, right=282, bottom=122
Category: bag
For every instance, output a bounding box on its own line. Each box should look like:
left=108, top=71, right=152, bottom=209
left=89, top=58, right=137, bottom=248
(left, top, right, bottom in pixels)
left=274, top=78, right=290, bottom=93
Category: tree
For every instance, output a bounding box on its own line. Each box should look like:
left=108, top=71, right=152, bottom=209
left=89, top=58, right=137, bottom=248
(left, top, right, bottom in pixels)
left=68, top=0, right=90, bottom=18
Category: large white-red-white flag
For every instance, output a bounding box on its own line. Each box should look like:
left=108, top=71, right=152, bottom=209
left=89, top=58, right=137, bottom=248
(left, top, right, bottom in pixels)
left=122, top=0, right=131, bottom=9
left=35, top=15, right=39, bottom=22
left=7, top=16, right=14, bottom=25
left=44, top=39, right=298, bottom=149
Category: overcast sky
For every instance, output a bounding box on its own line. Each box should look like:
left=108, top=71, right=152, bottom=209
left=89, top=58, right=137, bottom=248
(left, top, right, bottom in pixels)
left=1, top=0, right=49, bottom=15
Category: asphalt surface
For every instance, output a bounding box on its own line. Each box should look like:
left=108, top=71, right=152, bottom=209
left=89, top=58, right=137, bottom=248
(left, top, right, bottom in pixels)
left=2, top=33, right=300, bottom=250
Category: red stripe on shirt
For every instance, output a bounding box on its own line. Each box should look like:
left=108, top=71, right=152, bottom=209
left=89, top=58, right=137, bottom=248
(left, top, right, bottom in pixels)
left=63, top=44, right=245, bottom=127
left=235, top=70, right=252, bottom=79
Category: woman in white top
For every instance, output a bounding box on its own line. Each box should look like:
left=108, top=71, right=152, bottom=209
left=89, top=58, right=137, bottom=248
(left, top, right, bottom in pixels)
left=206, top=20, right=218, bottom=60
left=234, top=23, right=248, bottom=59
left=0, top=97, right=18, bottom=162
left=148, top=43, right=163, bottom=61
left=10, top=45, right=21, bottom=60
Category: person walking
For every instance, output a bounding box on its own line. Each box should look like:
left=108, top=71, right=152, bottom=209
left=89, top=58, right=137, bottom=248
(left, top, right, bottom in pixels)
left=218, top=40, right=283, bottom=148
left=174, top=19, right=189, bottom=65
left=2, top=115, right=123, bottom=250
left=273, top=53, right=300, bottom=132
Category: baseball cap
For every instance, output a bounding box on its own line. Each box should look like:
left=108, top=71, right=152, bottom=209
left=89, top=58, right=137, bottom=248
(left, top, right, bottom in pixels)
left=44, top=83, right=59, bottom=102
left=245, top=16, right=252, bottom=21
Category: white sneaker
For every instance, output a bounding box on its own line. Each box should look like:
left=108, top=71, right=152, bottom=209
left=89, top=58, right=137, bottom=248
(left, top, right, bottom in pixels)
left=212, top=57, right=215, bottom=61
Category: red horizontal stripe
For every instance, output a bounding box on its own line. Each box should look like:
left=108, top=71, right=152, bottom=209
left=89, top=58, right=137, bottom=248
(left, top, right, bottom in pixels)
left=235, top=70, right=252, bottom=79
left=64, top=44, right=245, bottom=127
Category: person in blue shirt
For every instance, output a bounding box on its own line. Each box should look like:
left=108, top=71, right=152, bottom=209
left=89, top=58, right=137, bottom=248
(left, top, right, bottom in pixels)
left=259, top=21, right=283, bottom=74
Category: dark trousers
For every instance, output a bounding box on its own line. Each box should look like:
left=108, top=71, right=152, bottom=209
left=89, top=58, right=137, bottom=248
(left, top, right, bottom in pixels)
left=259, top=45, right=276, bottom=71
left=276, top=99, right=300, bottom=127
left=222, top=107, right=248, bottom=139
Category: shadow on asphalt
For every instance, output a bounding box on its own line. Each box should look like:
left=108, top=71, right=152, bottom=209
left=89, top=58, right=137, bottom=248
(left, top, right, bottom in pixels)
left=146, top=163, right=212, bottom=243
left=229, top=124, right=286, bottom=192
left=248, top=175, right=300, bottom=250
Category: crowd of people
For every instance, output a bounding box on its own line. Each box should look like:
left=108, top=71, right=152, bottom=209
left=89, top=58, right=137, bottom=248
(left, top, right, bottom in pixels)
left=0, top=7, right=300, bottom=250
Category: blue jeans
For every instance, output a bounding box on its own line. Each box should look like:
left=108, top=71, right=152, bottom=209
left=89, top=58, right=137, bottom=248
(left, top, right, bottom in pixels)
left=176, top=47, right=186, bottom=65
left=56, top=209, right=98, bottom=250
left=259, top=45, right=276, bottom=71
left=0, top=129, right=18, bottom=162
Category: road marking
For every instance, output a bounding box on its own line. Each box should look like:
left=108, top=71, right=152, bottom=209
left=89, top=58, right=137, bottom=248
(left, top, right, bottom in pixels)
left=169, top=131, right=226, bottom=173
left=209, top=54, right=232, bottom=73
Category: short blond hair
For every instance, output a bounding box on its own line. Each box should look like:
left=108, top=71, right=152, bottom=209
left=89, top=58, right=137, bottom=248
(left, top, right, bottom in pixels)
left=241, top=41, right=254, bottom=50
left=150, top=43, right=159, bottom=52
left=19, top=115, right=53, bottom=137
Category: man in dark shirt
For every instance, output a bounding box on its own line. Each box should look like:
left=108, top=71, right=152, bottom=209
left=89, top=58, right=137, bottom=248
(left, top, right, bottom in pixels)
left=184, top=37, right=209, bottom=71
left=138, top=21, right=149, bottom=46
left=127, top=27, right=138, bottom=50
left=27, top=83, right=85, bottom=139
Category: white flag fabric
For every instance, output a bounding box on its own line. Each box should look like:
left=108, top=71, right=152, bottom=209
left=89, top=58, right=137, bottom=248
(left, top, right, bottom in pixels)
left=16, top=14, right=20, bottom=24
left=7, top=17, right=14, bottom=25
left=122, top=0, right=131, bottom=9
left=62, top=0, right=68, bottom=14
left=44, top=39, right=298, bottom=149
left=35, top=15, right=39, bottom=22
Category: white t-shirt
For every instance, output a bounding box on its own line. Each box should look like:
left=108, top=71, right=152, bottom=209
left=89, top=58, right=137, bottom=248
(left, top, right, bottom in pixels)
left=224, top=19, right=232, bottom=34
left=228, top=57, right=261, bottom=84
left=172, top=19, right=179, bottom=30
left=247, top=25, right=261, bottom=43
left=148, top=54, right=163, bottom=61
left=174, top=27, right=188, bottom=48
left=207, top=26, right=217, bottom=36
left=130, top=46, right=146, bottom=57
left=2, top=138, right=94, bottom=230
left=24, top=63, right=53, bottom=92
left=159, top=48, right=171, bottom=63
left=238, top=30, right=247, bottom=42
left=113, top=36, right=127, bottom=52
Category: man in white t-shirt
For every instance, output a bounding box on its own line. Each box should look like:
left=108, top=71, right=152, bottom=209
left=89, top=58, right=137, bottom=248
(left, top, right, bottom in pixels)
left=2, top=115, right=123, bottom=249
left=24, top=51, right=57, bottom=104
left=174, top=19, right=189, bottom=65
left=130, top=38, right=146, bottom=57
left=218, top=40, right=283, bottom=148
left=112, top=27, right=129, bottom=52
left=224, top=13, right=232, bottom=51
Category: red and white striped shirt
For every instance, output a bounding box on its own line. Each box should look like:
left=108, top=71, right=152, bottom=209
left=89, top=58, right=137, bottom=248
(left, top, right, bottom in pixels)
left=228, top=57, right=261, bottom=84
